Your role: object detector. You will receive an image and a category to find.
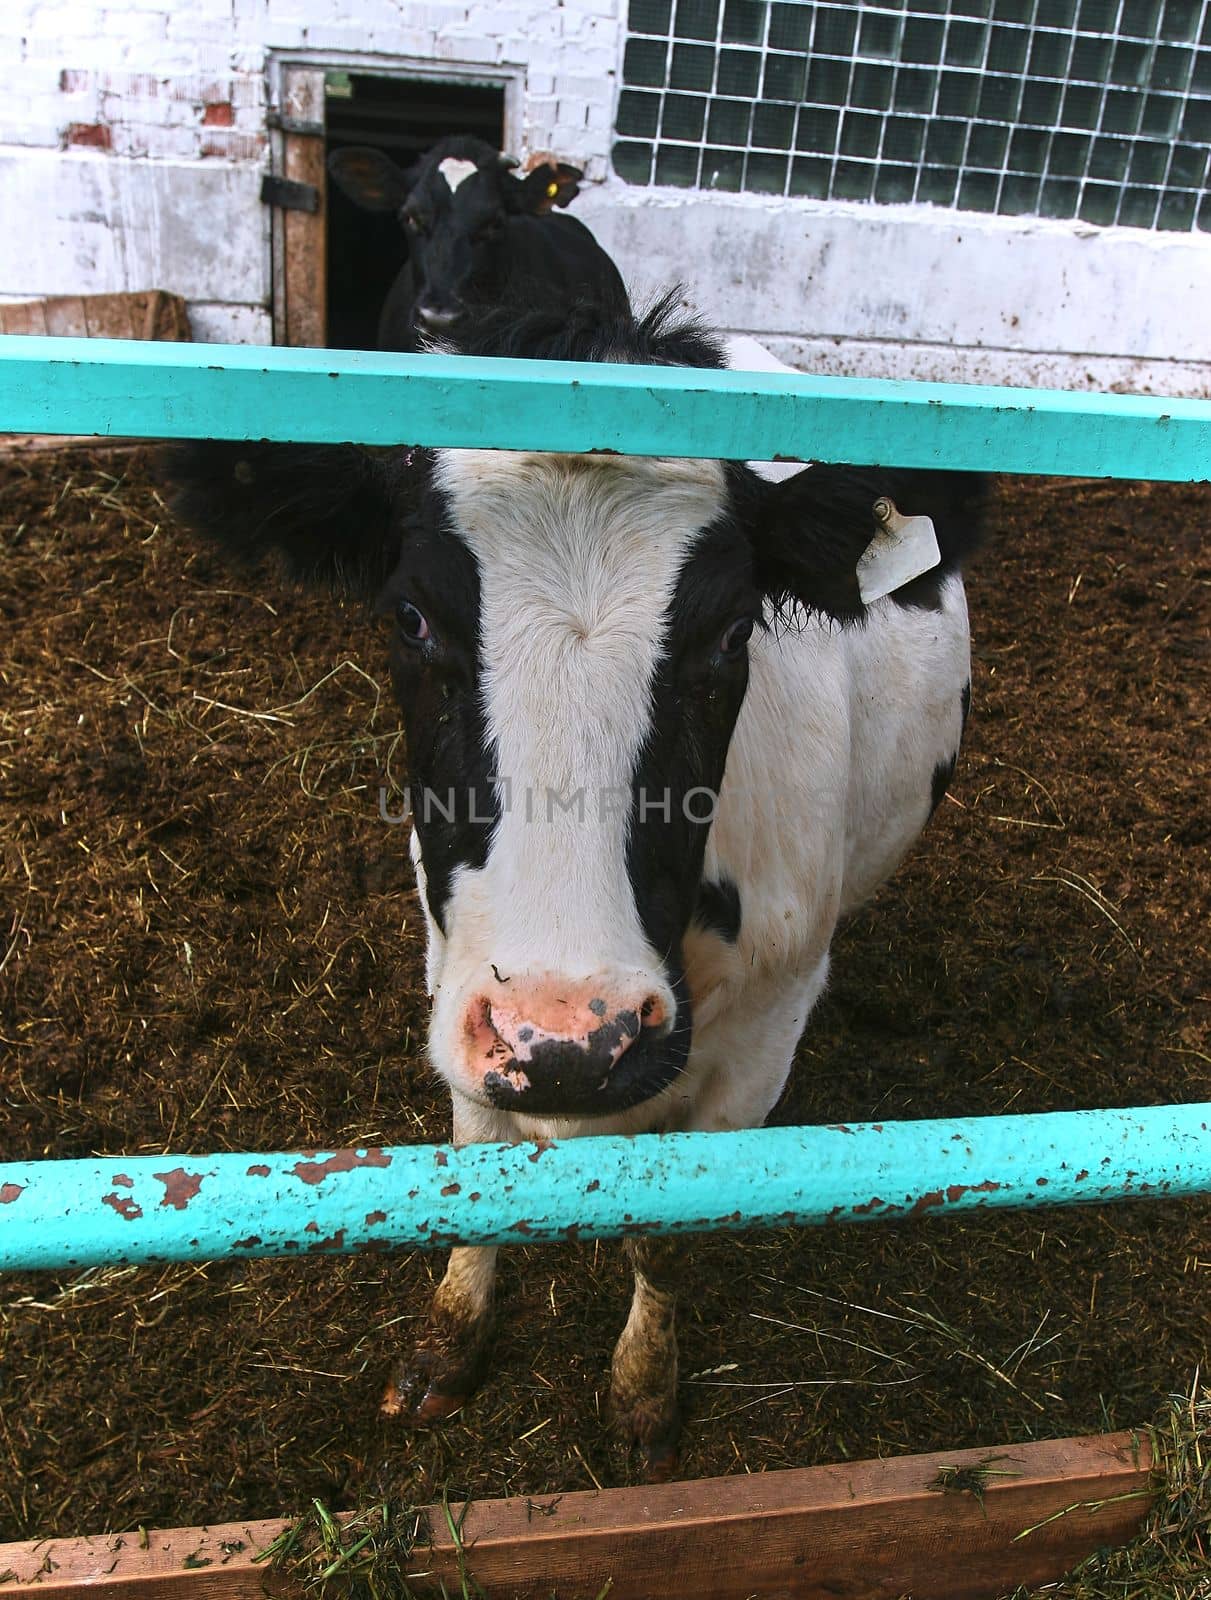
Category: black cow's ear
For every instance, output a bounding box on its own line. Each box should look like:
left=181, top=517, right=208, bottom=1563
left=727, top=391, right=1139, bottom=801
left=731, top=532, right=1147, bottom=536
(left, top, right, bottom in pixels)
left=748, top=465, right=988, bottom=624
left=327, top=146, right=412, bottom=213
left=508, top=161, right=584, bottom=214
left=158, top=441, right=415, bottom=601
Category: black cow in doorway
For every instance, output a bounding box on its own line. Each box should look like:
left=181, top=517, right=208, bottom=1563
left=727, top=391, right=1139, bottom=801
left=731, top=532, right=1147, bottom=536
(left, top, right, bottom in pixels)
left=327, top=134, right=627, bottom=350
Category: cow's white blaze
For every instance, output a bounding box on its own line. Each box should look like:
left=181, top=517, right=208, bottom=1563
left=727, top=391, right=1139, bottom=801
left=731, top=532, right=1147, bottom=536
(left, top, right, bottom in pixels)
left=436, top=157, right=479, bottom=194
left=425, top=449, right=726, bottom=1104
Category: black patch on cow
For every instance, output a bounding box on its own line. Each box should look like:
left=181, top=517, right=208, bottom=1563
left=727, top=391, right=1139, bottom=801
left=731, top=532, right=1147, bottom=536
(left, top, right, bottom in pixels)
left=930, top=752, right=958, bottom=816
left=449, top=284, right=727, bottom=369
left=960, top=680, right=972, bottom=734
left=375, top=482, right=499, bottom=932
left=694, top=878, right=742, bottom=943
left=890, top=569, right=946, bottom=611
left=745, top=463, right=989, bottom=627
left=159, top=440, right=418, bottom=599
left=626, top=513, right=760, bottom=969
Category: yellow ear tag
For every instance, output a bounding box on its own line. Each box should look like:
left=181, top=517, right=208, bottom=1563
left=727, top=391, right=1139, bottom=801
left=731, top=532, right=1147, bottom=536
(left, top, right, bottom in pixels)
left=546, top=181, right=559, bottom=198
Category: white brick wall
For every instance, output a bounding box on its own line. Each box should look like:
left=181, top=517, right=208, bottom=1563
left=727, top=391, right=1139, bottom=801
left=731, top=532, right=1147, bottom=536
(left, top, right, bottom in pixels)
left=0, top=0, right=1208, bottom=394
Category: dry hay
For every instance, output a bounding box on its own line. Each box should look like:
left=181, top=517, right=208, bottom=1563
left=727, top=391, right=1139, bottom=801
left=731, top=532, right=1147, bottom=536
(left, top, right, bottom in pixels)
left=0, top=449, right=1207, bottom=1593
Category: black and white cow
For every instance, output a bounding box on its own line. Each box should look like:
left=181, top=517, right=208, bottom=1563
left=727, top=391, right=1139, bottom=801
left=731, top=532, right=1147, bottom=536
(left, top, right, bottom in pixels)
left=327, top=134, right=627, bottom=350
left=167, top=292, right=985, bottom=1473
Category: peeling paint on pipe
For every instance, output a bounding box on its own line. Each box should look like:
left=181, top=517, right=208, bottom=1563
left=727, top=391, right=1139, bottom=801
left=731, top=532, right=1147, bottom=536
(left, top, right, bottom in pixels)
left=0, top=1105, right=1208, bottom=1271
left=2, top=334, right=1211, bottom=479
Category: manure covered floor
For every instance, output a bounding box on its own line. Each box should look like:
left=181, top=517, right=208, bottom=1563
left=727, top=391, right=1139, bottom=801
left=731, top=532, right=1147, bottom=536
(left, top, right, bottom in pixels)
left=0, top=449, right=1206, bottom=1539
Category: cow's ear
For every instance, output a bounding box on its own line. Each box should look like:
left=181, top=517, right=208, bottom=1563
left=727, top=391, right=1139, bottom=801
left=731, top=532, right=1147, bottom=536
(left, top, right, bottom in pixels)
left=508, top=161, right=584, bottom=214
left=159, top=441, right=414, bottom=601
left=327, top=146, right=412, bottom=213
left=748, top=465, right=988, bottom=624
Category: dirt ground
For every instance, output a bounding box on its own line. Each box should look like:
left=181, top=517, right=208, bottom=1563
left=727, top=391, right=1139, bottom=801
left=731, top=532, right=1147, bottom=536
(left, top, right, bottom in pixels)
left=0, top=448, right=1206, bottom=1544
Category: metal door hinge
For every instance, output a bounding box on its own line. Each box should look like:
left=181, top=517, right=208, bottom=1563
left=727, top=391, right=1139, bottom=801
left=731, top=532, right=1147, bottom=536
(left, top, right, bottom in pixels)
left=260, top=174, right=320, bottom=213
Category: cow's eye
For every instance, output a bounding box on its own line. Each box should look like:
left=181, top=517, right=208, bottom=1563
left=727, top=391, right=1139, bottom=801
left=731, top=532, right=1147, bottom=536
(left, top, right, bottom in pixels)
left=718, top=616, right=755, bottom=658
left=396, top=600, right=431, bottom=646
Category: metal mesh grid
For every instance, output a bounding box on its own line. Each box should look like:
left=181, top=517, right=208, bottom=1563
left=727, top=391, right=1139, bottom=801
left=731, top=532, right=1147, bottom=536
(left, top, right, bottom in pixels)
left=614, top=0, right=1211, bottom=230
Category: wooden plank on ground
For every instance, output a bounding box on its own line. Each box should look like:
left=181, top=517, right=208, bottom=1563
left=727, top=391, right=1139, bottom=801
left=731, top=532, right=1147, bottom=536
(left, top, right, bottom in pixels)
left=0, top=1430, right=1154, bottom=1600
left=0, top=292, right=190, bottom=343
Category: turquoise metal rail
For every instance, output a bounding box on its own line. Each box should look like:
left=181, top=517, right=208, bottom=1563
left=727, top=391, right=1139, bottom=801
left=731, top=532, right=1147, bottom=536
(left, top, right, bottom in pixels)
left=1, top=1106, right=1208, bottom=1270
left=2, top=333, right=1211, bottom=478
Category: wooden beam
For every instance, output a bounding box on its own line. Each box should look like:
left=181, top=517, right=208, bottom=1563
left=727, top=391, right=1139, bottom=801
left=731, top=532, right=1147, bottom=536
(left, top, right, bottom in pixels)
left=0, top=1431, right=1154, bottom=1600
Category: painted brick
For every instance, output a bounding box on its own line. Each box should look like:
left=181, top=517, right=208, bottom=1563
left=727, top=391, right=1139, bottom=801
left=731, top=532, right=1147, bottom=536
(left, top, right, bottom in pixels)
left=228, top=76, right=264, bottom=109
left=199, top=130, right=267, bottom=161
left=0, top=122, right=61, bottom=148
left=555, top=71, right=616, bottom=100
left=65, top=121, right=111, bottom=148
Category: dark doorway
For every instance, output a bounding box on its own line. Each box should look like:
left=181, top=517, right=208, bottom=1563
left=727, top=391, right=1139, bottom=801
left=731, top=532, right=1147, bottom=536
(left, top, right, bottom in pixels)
left=324, top=74, right=506, bottom=350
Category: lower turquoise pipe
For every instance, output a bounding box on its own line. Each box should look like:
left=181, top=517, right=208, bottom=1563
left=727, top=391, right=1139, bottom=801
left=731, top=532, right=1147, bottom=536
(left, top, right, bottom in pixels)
left=1, top=1104, right=1207, bottom=1271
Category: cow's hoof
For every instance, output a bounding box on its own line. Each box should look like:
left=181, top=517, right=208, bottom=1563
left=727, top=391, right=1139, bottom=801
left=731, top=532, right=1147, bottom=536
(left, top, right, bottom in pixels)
left=611, top=1393, right=681, bottom=1481
left=380, top=1369, right=470, bottom=1426
left=381, top=1321, right=491, bottom=1427
left=641, top=1441, right=679, bottom=1483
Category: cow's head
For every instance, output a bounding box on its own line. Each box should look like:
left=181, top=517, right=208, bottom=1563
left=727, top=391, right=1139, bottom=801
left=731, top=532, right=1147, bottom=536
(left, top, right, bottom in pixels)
left=166, top=297, right=983, bottom=1127
left=328, top=136, right=584, bottom=333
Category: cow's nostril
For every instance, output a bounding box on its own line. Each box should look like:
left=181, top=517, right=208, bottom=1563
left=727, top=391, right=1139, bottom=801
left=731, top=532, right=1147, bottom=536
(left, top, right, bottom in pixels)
left=639, top=994, right=668, bottom=1030
left=418, top=304, right=462, bottom=330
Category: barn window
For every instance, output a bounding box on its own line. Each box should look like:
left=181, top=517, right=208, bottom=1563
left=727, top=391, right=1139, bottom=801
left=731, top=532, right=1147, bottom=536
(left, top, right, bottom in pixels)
left=613, top=0, right=1211, bottom=231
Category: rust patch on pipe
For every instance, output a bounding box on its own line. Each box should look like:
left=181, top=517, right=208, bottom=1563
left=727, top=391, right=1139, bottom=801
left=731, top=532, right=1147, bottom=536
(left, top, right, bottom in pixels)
left=365, top=1210, right=387, bottom=1226
left=907, top=1188, right=945, bottom=1217
left=103, top=1192, right=143, bottom=1221
left=306, top=1228, right=347, bottom=1252
left=946, top=1179, right=1002, bottom=1204
left=853, top=1196, right=885, bottom=1215
left=0, top=1183, right=23, bottom=1204
left=154, top=1168, right=205, bottom=1210
left=247, top=1164, right=271, bottom=1178
left=441, top=1182, right=461, bottom=1196
left=111, top=1173, right=134, bottom=1188
left=233, top=1235, right=262, bottom=1249
left=528, top=1140, right=556, bottom=1161
left=291, top=1148, right=391, bottom=1186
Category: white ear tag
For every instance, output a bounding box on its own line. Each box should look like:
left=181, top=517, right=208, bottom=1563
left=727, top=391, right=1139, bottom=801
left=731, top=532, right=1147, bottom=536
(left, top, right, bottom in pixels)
left=856, top=497, right=941, bottom=604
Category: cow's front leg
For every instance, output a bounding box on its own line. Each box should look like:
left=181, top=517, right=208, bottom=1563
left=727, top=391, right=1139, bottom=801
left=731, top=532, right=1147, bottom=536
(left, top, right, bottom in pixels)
left=381, top=1092, right=500, bottom=1425
left=381, top=1242, right=498, bottom=1424
left=610, top=1234, right=685, bottom=1477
